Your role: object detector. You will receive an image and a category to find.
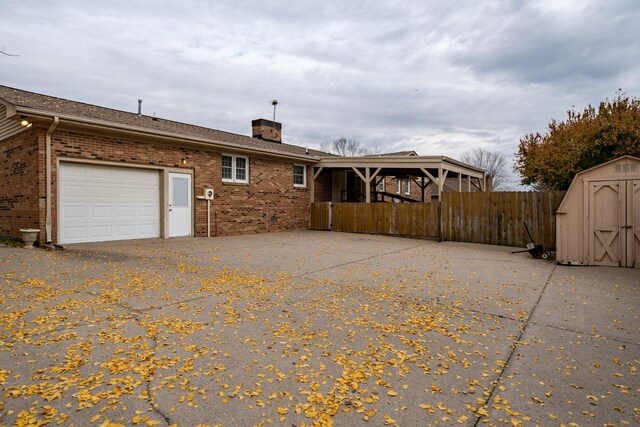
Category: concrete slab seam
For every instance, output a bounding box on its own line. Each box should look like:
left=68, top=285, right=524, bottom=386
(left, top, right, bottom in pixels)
left=472, top=264, right=558, bottom=427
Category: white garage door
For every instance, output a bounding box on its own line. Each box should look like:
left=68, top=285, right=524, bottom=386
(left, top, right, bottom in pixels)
left=59, top=163, right=160, bottom=244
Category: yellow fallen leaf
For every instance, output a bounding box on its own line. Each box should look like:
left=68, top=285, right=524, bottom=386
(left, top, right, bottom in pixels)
left=387, top=390, right=398, bottom=396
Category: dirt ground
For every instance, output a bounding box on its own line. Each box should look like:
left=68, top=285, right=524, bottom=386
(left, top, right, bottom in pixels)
left=0, top=231, right=638, bottom=426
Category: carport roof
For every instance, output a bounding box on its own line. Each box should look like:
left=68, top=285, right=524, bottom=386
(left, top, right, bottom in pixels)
left=311, top=155, right=487, bottom=202
left=316, top=154, right=486, bottom=177
left=0, top=85, right=328, bottom=162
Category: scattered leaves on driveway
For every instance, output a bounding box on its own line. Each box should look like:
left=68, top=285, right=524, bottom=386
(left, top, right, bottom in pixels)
left=0, top=242, right=637, bottom=426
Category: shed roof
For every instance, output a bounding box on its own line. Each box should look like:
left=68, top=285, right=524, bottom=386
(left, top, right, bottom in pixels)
left=0, top=85, right=328, bottom=162
left=556, top=155, right=640, bottom=213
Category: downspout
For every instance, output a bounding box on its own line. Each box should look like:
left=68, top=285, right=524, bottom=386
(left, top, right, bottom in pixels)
left=45, top=116, right=59, bottom=243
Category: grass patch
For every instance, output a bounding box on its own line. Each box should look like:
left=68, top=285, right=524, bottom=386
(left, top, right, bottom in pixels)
left=0, top=236, right=23, bottom=247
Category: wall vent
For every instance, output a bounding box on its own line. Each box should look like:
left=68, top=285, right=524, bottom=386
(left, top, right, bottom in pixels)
left=614, top=163, right=637, bottom=173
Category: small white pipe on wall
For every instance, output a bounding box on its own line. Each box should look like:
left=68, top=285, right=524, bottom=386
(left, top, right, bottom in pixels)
left=45, top=116, right=59, bottom=243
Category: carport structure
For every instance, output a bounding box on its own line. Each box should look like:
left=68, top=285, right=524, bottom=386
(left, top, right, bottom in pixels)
left=310, top=155, right=486, bottom=203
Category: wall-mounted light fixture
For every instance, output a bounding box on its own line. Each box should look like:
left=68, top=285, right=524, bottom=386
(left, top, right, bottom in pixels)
left=20, top=116, right=33, bottom=128
left=181, top=158, right=187, bottom=165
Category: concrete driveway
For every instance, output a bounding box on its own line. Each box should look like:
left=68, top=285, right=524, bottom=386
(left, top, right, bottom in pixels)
left=0, top=231, right=638, bottom=426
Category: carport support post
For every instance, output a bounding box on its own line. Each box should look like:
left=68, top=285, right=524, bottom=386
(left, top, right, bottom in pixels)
left=351, top=167, right=380, bottom=203
left=365, top=168, right=371, bottom=203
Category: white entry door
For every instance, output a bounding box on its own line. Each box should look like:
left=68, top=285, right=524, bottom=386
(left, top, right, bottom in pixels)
left=168, top=173, right=192, bottom=237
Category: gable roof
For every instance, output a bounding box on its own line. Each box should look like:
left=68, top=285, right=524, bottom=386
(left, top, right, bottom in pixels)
left=556, top=155, right=640, bottom=213
left=374, top=150, right=418, bottom=157
left=0, top=85, right=329, bottom=162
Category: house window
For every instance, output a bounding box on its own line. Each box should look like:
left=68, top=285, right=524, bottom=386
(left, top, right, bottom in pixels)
left=405, top=179, right=411, bottom=195
left=396, top=179, right=401, bottom=194
left=221, top=154, right=249, bottom=183
left=378, top=177, right=385, bottom=192
left=293, top=164, right=306, bottom=187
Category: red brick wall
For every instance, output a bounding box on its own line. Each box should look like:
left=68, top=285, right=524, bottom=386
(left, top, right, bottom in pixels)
left=313, top=168, right=333, bottom=202
left=212, top=158, right=311, bottom=235
left=39, top=128, right=310, bottom=242
left=0, top=128, right=42, bottom=239
left=376, top=176, right=426, bottom=202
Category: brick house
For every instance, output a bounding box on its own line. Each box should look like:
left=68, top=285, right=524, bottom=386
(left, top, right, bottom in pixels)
left=0, top=85, right=325, bottom=244
left=1, top=85, right=486, bottom=246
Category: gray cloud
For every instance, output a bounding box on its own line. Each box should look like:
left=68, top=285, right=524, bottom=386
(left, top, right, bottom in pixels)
left=1, top=0, right=639, bottom=188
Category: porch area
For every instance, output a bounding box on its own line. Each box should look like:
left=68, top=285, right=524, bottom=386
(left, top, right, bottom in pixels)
left=310, top=155, right=487, bottom=203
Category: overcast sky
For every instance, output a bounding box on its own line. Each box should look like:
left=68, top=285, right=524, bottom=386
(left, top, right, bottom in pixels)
left=2, top=0, right=639, bottom=188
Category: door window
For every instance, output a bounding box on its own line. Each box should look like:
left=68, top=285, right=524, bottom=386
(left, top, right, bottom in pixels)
left=172, top=177, right=189, bottom=207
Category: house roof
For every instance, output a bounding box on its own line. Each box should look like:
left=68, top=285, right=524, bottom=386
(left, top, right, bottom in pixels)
left=373, top=150, right=418, bottom=157
left=0, top=85, right=329, bottom=162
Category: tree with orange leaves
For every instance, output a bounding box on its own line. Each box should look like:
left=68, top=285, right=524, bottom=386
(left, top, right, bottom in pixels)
left=515, top=92, right=640, bottom=190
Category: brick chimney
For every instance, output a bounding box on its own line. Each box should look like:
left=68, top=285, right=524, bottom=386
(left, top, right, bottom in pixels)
left=252, top=118, right=282, bottom=143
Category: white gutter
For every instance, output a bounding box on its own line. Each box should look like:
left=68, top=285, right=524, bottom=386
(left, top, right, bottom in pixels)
left=45, top=116, right=59, bottom=243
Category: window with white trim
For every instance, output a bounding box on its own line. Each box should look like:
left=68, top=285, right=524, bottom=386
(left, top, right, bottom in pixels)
left=293, top=164, right=306, bottom=187
left=396, top=179, right=401, bottom=194
left=404, top=179, right=411, bottom=195
left=221, top=154, right=249, bottom=183
left=378, top=177, right=385, bottom=192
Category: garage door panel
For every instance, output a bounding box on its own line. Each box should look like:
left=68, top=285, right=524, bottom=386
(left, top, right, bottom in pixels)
left=91, top=167, right=113, bottom=179
left=90, top=186, right=116, bottom=200
left=116, top=206, right=136, bottom=219
left=91, top=206, right=113, bottom=219
left=91, top=226, right=114, bottom=239
left=63, top=206, right=87, bottom=219
left=115, top=186, right=137, bottom=201
left=116, top=224, right=136, bottom=238
left=134, top=188, right=158, bottom=202
left=59, top=163, right=160, bottom=244
left=62, top=184, right=88, bottom=200
left=65, top=227, right=87, bottom=240
left=137, top=224, right=158, bottom=235
left=62, top=166, right=87, bottom=178
left=139, top=206, right=158, bottom=218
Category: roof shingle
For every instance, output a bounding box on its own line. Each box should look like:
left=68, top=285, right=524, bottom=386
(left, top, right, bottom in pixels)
left=0, top=85, right=329, bottom=159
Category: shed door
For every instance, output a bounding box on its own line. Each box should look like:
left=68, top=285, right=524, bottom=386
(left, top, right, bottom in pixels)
left=630, top=181, right=640, bottom=268
left=588, top=180, right=640, bottom=267
left=588, top=181, right=623, bottom=266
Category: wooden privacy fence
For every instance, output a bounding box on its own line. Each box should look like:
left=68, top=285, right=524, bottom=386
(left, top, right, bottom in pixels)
left=309, top=191, right=566, bottom=249
left=441, top=191, right=566, bottom=249
left=330, top=202, right=440, bottom=239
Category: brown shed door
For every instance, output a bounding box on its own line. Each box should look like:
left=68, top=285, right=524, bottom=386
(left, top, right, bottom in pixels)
left=588, top=180, right=640, bottom=267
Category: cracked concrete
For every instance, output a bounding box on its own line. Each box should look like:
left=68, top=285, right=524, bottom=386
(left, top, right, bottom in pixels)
left=0, top=231, right=638, bottom=426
